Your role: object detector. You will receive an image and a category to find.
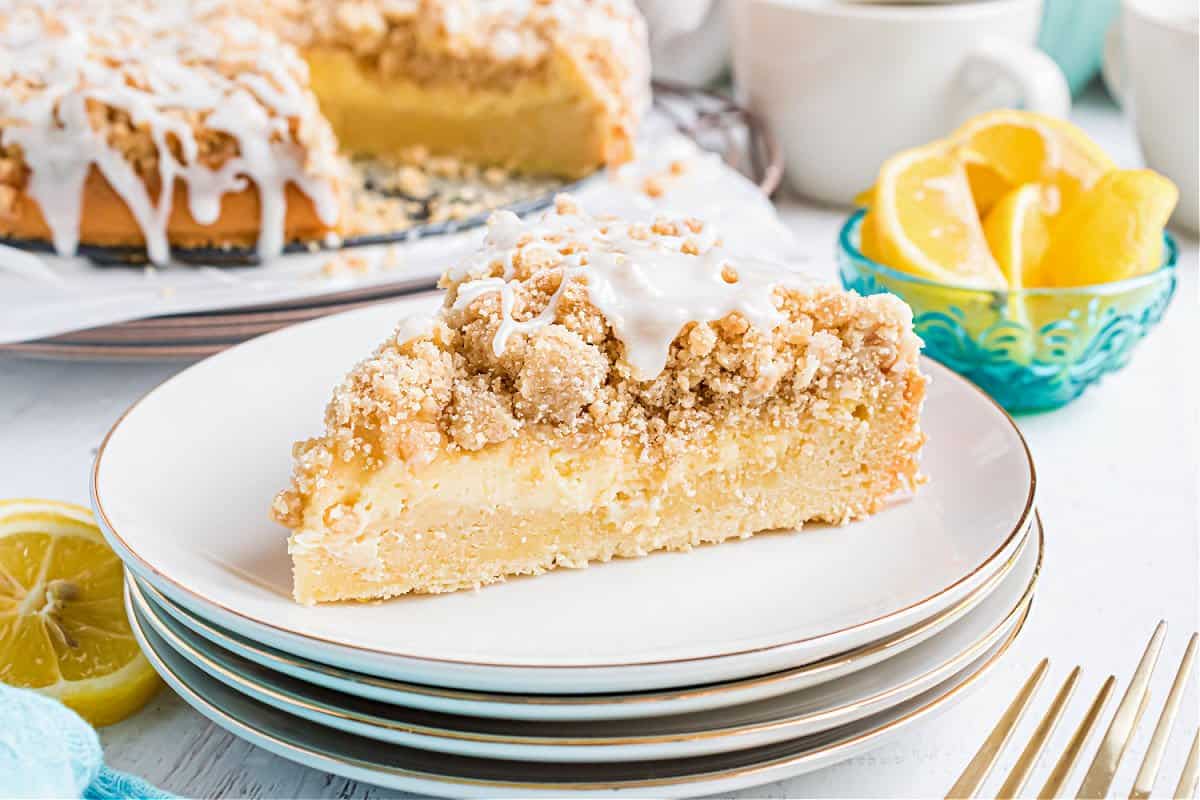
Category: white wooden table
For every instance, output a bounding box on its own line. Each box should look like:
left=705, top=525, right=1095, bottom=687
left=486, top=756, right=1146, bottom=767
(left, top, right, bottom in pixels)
left=2, top=88, right=1197, bottom=798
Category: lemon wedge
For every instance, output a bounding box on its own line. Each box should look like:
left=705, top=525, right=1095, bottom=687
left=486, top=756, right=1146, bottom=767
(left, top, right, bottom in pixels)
left=1038, top=170, right=1178, bottom=288
left=950, top=110, right=1115, bottom=217
left=869, top=142, right=1006, bottom=289
left=962, top=161, right=1015, bottom=219
left=983, top=184, right=1054, bottom=290
left=859, top=204, right=886, bottom=265
left=0, top=499, right=160, bottom=726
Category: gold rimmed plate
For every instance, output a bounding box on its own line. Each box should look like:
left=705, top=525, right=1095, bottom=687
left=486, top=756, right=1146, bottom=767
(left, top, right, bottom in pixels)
left=127, top=578, right=1031, bottom=797
left=131, top=513, right=1035, bottom=722
left=0, top=341, right=232, bottom=362
left=126, top=517, right=1040, bottom=763
left=92, top=298, right=1037, bottom=694
left=93, top=303, right=1038, bottom=693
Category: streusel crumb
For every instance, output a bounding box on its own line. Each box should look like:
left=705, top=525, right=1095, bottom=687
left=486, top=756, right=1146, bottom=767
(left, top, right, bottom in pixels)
left=273, top=197, right=924, bottom=528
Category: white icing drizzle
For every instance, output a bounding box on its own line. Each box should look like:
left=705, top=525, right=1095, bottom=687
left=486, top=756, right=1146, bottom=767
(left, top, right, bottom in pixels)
left=0, top=1, right=340, bottom=264
left=449, top=199, right=813, bottom=381
left=393, top=311, right=435, bottom=345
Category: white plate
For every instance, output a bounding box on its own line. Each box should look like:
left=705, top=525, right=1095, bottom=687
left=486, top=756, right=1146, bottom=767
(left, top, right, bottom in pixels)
left=133, top=513, right=1034, bottom=722
left=126, top=518, right=1040, bottom=763
left=129, top=596, right=1027, bottom=799
left=93, top=298, right=1036, bottom=693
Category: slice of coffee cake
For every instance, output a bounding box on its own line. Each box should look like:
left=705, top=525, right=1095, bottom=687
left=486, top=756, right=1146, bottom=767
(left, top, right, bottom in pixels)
left=273, top=196, right=927, bottom=604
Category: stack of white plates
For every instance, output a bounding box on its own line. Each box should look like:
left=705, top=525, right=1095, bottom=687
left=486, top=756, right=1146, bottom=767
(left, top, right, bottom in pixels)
left=93, top=297, right=1040, bottom=798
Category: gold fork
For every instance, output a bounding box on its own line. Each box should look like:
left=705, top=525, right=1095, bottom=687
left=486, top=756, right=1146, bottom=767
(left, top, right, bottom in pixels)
left=947, top=622, right=1199, bottom=799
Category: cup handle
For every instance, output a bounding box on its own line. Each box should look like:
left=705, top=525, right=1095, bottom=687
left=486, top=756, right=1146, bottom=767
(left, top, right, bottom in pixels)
left=958, top=37, right=1072, bottom=120
left=638, top=0, right=715, bottom=44
left=1101, top=18, right=1125, bottom=107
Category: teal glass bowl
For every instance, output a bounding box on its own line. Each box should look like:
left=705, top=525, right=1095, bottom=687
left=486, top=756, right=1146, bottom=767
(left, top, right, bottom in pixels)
left=838, top=210, right=1178, bottom=413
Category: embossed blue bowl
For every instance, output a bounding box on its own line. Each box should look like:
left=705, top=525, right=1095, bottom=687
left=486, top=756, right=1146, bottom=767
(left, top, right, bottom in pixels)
left=838, top=209, right=1178, bottom=413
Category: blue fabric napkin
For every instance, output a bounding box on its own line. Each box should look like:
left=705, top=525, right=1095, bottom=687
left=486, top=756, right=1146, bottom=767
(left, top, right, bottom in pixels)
left=0, top=683, right=172, bottom=799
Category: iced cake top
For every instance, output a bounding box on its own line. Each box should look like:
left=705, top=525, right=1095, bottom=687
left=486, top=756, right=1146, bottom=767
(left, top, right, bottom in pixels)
left=272, top=196, right=921, bottom=526
left=0, top=0, right=342, bottom=262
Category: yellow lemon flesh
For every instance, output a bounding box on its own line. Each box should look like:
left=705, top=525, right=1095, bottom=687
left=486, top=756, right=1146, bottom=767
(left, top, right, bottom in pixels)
left=1038, top=170, right=1178, bottom=288
left=0, top=499, right=160, bottom=727
left=963, top=161, right=1015, bottom=219
left=950, top=110, right=1115, bottom=217
left=859, top=204, right=885, bottom=264
left=983, top=183, right=1053, bottom=290
left=869, top=142, right=1006, bottom=289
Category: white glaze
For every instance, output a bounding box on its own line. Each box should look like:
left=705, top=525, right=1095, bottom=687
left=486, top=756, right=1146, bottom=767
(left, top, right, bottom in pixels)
left=448, top=199, right=815, bottom=380
left=0, top=1, right=340, bottom=264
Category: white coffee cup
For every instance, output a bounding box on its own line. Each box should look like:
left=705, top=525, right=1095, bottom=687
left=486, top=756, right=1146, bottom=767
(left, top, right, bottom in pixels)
left=636, top=0, right=730, bottom=85
left=1106, top=0, right=1198, bottom=234
left=730, top=0, right=1071, bottom=207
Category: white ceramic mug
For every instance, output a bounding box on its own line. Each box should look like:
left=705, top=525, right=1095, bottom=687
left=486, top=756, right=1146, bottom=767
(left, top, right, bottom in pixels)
left=1106, top=0, right=1198, bottom=233
left=730, top=0, right=1071, bottom=206
left=636, top=0, right=730, bottom=85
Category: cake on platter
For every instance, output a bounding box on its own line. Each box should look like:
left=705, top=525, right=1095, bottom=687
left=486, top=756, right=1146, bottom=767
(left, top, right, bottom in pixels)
left=0, top=0, right=649, bottom=264
left=273, top=196, right=928, bottom=605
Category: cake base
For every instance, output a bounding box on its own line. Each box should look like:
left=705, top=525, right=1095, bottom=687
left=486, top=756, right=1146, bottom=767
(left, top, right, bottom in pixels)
left=0, top=168, right=333, bottom=251
left=289, top=385, right=923, bottom=605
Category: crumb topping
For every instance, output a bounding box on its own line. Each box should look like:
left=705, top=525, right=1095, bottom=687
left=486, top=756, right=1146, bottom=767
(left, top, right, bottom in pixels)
left=273, top=197, right=923, bottom=527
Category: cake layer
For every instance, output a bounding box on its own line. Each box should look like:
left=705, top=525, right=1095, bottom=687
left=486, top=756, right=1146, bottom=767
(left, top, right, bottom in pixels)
left=305, top=48, right=624, bottom=178
left=291, top=385, right=923, bottom=604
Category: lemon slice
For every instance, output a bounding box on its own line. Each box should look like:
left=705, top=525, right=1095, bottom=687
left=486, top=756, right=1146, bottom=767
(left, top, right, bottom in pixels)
left=961, top=162, right=1015, bottom=219
left=0, top=499, right=160, bottom=726
left=1038, top=169, right=1178, bottom=288
left=983, top=184, right=1054, bottom=290
left=870, top=142, right=1006, bottom=289
left=859, top=205, right=886, bottom=265
left=950, top=110, right=1115, bottom=217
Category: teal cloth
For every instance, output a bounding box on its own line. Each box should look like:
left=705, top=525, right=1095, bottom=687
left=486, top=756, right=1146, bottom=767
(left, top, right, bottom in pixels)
left=0, top=683, right=172, bottom=799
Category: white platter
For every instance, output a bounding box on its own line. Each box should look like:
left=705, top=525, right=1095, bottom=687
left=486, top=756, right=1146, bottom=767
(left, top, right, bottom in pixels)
left=126, top=518, right=1040, bottom=763
left=132, top=511, right=1032, bottom=722
left=93, top=298, right=1036, bottom=693
left=128, top=593, right=1027, bottom=799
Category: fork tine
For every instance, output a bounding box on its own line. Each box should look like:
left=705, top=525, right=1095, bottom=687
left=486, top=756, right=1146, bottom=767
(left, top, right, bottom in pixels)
left=1129, top=633, right=1198, bottom=799
left=997, top=666, right=1081, bottom=798
left=1076, top=621, right=1168, bottom=799
left=946, top=659, right=1049, bottom=799
left=1038, top=676, right=1117, bottom=799
left=1175, top=728, right=1200, bottom=800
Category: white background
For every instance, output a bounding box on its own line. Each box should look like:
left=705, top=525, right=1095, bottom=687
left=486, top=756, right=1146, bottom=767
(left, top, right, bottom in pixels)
left=1, top=89, right=1196, bottom=798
